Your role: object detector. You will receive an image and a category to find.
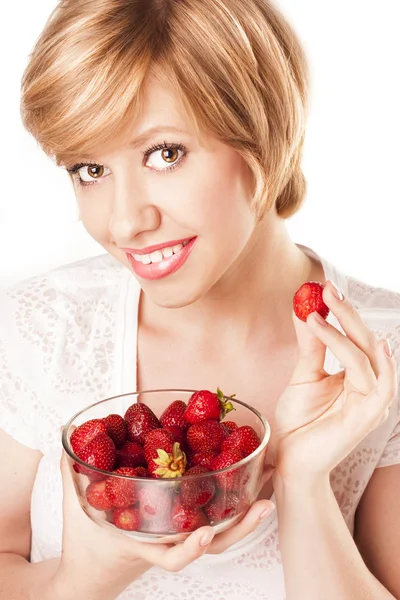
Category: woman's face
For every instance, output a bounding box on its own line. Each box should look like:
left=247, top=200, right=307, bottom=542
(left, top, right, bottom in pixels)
left=70, top=75, right=258, bottom=308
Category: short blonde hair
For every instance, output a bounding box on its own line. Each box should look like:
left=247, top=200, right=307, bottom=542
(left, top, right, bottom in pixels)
left=20, top=0, right=310, bottom=219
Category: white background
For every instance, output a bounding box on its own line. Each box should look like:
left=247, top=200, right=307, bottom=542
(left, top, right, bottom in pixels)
left=1, top=1, right=399, bottom=291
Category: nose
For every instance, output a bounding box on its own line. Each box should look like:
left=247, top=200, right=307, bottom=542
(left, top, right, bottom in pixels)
left=109, top=178, right=161, bottom=246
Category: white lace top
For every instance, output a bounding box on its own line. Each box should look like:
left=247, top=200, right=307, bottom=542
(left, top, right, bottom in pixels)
left=1, top=243, right=399, bottom=600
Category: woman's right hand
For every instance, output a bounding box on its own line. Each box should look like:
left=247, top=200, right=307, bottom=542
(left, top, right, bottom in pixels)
left=53, top=451, right=275, bottom=600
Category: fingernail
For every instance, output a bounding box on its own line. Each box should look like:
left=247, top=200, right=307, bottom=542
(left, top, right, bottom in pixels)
left=384, top=338, right=392, bottom=358
left=311, top=311, right=328, bottom=327
left=260, top=504, right=275, bottom=520
left=200, top=531, right=214, bottom=547
left=329, top=280, right=344, bottom=301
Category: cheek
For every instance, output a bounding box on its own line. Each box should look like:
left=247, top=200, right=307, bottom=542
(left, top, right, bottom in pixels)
left=77, top=196, right=111, bottom=243
left=181, top=154, right=255, bottom=237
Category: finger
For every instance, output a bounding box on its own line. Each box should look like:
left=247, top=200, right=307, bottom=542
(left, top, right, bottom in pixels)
left=322, top=280, right=380, bottom=377
left=364, top=338, right=398, bottom=424
left=290, top=309, right=328, bottom=386
left=135, top=526, right=215, bottom=572
left=306, top=310, right=376, bottom=396
left=206, top=499, right=275, bottom=554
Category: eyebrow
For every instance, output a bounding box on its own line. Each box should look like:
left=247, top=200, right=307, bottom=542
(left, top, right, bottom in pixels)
left=128, top=125, right=191, bottom=148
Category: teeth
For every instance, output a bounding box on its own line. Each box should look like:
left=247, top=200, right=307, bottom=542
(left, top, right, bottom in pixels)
left=141, top=254, right=151, bottom=265
left=150, top=250, right=163, bottom=263
left=162, top=246, right=173, bottom=258
left=131, top=241, right=189, bottom=264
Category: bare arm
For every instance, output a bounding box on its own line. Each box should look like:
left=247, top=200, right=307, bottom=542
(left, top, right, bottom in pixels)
left=354, top=464, right=400, bottom=599
left=274, top=471, right=398, bottom=600
left=0, top=428, right=59, bottom=599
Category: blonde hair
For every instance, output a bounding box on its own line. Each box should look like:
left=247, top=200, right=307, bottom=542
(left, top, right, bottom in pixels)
left=20, top=0, right=310, bottom=219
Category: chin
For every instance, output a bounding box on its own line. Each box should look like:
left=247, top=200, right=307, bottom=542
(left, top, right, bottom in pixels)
left=144, top=287, right=207, bottom=310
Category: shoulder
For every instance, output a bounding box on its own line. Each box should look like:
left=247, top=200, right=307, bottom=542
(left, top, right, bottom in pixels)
left=0, top=253, right=126, bottom=336
left=345, top=273, right=400, bottom=315
left=0, top=253, right=128, bottom=386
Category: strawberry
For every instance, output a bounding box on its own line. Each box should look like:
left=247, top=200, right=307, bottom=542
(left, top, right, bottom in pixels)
left=184, top=388, right=235, bottom=424
left=293, top=281, right=329, bottom=323
left=105, top=467, right=140, bottom=508
left=221, top=425, right=261, bottom=458
left=160, top=400, right=189, bottom=430
left=70, top=419, right=108, bottom=456
left=205, top=492, right=240, bottom=523
left=104, top=414, right=128, bottom=448
left=163, top=425, right=187, bottom=449
left=221, top=421, right=238, bottom=435
left=171, top=500, right=209, bottom=532
left=144, top=428, right=174, bottom=471
left=150, top=442, right=187, bottom=478
left=138, top=486, right=174, bottom=532
left=187, top=420, right=226, bottom=454
left=134, top=466, right=149, bottom=478
left=112, top=507, right=140, bottom=531
left=124, top=403, right=160, bottom=445
left=180, top=466, right=216, bottom=508
left=191, top=451, right=217, bottom=469
left=115, top=441, right=146, bottom=469
left=85, top=479, right=114, bottom=511
left=211, top=450, right=243, bottom=492
left=78, top=433, right=116, bottom=479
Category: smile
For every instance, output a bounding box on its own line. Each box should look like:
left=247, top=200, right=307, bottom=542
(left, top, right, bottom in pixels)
left=126, top=237, right=197, bottom=280
left=130, top=240, right=190, bottom=265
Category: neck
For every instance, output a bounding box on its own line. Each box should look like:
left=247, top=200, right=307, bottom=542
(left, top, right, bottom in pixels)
left=140, top=215, right=325, bottom=347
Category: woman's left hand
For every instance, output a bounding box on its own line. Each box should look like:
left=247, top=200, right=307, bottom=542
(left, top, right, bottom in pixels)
left=267, top=279, right=398, bottom=483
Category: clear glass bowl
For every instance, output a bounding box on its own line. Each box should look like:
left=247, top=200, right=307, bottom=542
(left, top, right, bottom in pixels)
left=62, top=389, right=270, bottom=543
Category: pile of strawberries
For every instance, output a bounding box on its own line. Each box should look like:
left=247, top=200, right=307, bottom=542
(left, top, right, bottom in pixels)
left=69, top=388, right=262, bottom=533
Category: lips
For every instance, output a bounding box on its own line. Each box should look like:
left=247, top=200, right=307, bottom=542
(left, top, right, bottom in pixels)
left=126, top=237, right=197, bottom=280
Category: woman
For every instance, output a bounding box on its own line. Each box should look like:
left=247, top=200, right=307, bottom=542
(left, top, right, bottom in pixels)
left=0, top=0, right=399, bottom=598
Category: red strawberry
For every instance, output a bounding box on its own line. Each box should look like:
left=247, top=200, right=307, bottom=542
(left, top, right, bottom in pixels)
left=115, top=441, right=146, bottom=469
left=150, top=442, right=187, bottom=478
left=70, top=419, right=108, bottom=456
left=180, top=466, right=216, bottom=508
left=112, top=507, right=140, bottom=531
left=211, top=450, right=243, bottom=492
left=293, top=281, right=329, bottom=323
left=221, top=421, right=238, bottom=435
left=184, top=388, right=235, bottom=424
left=191, top=451, right=217, bottom=469
left=171, top=500, right=209, bottom=532
left=105, top=467, right=140, bottom=508
left=124, top=403, right=160, bottom=445
left=221, top=426, right=261, bottom=458
left=134, top=466, right=149, bottom=478
left=104, top=414, right=128, bottom=448
left=160, top=400, right=189, bottom=430
left=187, top=420, right=226, bottom=454
left=144, top=429, right=174, bottom=472
left=78, top=433, right=116, bottom=479
left=205, top=492, right=240, bottom=523
left=138, top=486, right=174, bottom=532
left=163, top=425, right=186, bottom=449
left=86, top=479, right=114, bottom=511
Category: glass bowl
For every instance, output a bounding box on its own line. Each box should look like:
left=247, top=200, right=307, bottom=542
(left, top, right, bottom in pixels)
left=62, top=389, right=270, bottom=543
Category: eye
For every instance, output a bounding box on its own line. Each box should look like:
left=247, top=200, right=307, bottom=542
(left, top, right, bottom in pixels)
left=65, top=162, right=111, bottom=187
left=143, top=142, right=187, bottom=172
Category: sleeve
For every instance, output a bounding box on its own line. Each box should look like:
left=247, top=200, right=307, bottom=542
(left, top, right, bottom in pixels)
left=0, top=287, right=40, bottom=450
left=376, top=331, right=400, bottom=468
left=376, top=414, right=400, bottom=468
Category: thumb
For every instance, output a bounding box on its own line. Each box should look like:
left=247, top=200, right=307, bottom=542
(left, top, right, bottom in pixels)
left=289, top=309, right=328, bottom=385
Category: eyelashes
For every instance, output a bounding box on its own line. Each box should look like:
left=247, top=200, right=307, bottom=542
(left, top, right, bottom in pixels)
left=66, top=141, right=188, bottom=189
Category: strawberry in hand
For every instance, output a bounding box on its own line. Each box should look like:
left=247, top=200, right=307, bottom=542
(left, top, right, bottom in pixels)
left=267, top=280, right=398, bottom=484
